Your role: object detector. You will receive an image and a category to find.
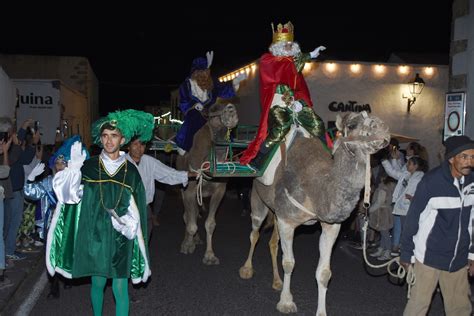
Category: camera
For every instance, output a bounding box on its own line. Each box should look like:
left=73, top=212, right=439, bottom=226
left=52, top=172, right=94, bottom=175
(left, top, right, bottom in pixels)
left=30, top=121, right=40, bottom=135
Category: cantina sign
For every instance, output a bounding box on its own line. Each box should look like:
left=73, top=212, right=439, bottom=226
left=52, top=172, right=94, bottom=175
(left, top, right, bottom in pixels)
left=328, top=101, right=371, bottom=113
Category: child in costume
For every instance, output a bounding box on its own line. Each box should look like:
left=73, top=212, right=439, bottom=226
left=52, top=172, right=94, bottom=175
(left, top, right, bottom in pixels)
left=25, top=135, right=88, bottom=298
left=46, top=110, right=152, bottom=315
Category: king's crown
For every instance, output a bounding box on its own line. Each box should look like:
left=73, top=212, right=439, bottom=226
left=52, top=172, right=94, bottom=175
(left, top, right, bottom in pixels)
left=271, top=21, right=294, bottom=44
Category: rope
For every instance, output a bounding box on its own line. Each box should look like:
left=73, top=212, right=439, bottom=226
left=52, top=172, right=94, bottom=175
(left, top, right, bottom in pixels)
left=361, top=216, right=416, bottom=298
left=190, top=161, right=211, bottom=206
left=360, top=153, right=415, bottom=298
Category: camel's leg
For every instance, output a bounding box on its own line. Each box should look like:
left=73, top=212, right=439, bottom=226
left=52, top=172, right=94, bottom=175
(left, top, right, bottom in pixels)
left=202, top=184, right=226, bottom=265
left=276, top=220, right=297, bottom=314
left=239, top=184, right=269, bottom=279
left=315, top=222, right=341, bottom=316
left=180, top=186, right=200, bottom=254
left=269, top=216, right=282, bottom=290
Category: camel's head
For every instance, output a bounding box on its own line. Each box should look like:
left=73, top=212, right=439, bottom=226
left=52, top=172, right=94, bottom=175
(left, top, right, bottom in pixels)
left=206, top=103, right=239, bottom=143
left=333, top=111, right=390, bottom=156
left=208, top=102, right=239, bottom=130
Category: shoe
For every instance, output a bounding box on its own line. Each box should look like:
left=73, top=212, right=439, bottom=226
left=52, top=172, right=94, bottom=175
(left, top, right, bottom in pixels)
left=390, top=249, right=400, bottom=257
left=369, top=247, right=384, bottom=257
left=18, top=247, right=40, bottom=253
left=391, top=246, right=400, bottom=257
left=377, top=250, right=392, bottom=261
left=34, top=240, right=44, bottom=247
left=6, top=252, right=27, bottom=261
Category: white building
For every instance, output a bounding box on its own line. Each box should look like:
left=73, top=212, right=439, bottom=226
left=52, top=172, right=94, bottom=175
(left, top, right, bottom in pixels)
left=222, top=60, right=448, bottom=169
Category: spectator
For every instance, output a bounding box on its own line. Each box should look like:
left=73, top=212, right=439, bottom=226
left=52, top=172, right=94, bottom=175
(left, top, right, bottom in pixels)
left=400, top=135, right=474, bottom=315
left=381, top=156, right=426, bottom=259
left=0, top=132, right=13, bottom=289
left=3, top=118, right=40, bottom=262
left=368, top=173, right=397, bottom=260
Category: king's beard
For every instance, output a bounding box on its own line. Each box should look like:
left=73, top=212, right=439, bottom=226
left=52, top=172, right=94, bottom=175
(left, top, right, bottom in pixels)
left=269, top=41, right=302, bottom=57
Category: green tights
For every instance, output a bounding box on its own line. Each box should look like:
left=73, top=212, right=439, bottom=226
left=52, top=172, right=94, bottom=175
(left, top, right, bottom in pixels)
left=91, top=276, right=129, bottom=316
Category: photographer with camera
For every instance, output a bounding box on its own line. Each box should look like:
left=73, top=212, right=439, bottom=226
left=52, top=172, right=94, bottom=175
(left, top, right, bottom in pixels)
left=0, top=121, right=13, bottom=289
left=2, top=118, right=40, bottom=262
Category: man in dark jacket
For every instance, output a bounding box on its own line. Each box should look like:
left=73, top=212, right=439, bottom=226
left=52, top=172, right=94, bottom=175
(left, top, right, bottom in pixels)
left=400, top=135, right=474, bottom=316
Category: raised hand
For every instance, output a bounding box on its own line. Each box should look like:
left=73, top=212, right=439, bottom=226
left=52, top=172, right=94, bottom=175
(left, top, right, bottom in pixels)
left=68, top=141, right=87, bottom=170
left=310, top=46, right=326, bottom=59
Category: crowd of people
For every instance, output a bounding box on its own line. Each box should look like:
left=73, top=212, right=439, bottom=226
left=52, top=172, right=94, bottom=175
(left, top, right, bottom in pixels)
left=0, top=20, right=473, bottom=316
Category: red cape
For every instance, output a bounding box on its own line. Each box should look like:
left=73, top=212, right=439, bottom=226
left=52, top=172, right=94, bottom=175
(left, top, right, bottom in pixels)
left=239, top=53, right=313, bottom=165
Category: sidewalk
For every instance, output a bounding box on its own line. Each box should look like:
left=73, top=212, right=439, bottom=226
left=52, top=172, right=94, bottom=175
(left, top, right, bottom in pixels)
left=0, top=246, right=46, bottom=315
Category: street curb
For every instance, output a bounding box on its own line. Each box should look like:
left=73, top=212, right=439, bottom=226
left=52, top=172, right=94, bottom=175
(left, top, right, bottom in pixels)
left=0, top=252, right=45, bottom=315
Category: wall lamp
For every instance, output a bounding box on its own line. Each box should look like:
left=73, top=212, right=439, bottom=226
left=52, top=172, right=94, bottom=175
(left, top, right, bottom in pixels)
left=404, top=73, right=425, bottom=112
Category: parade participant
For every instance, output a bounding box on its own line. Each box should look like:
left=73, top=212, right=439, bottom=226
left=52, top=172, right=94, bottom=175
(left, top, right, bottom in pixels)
left=46, top=110, right=152, bottom=316
left=126, top=136, right=195, bottom=241
left=25, top=135, right=88, bottom=298
left=175, top=51, right=246, bottom=153
left=239, top=21, right=326, bottom=165
left=400, top=135, right=474, bottom=316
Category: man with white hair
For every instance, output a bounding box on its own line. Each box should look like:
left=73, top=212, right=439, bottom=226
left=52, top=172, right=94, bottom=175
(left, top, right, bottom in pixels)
left=239, top=21, right=326, bottom=165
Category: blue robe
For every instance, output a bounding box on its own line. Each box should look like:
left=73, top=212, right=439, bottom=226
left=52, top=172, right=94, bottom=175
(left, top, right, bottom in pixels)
left=175, top=77, right=235, bottom=151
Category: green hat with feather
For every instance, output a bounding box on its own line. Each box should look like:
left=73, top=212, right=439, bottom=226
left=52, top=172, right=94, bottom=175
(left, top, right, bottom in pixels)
left=91, top=109, right=155, bottom=146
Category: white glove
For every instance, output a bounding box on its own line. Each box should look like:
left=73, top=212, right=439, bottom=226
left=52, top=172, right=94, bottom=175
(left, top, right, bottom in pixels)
left=68, top=141, right=87, bottom=170
left=111, top=212, right=139, bottom=240
left=310, top=45, right=326, bottom=59
left=232, top=72, right=248, bottom=91
left=233, top=72, right=248, bottom=84
left=27, top=162, right=45, bottom=182
left=206, top=51, right=214, bottom=68
left=292, top=100, right=303, bottom=113
left=194, top=103, right=204, bottom=111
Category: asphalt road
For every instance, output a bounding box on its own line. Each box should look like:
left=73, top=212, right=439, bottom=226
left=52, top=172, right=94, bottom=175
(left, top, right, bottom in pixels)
left=14, top=182, right=456, bottom=315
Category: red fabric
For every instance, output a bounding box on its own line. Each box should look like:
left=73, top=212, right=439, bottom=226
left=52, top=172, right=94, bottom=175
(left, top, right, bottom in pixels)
left=239, top=53, right=313, bottom=165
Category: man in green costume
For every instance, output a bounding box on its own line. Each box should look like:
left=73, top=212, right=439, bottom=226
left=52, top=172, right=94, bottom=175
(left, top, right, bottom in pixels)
left=46, top=109, right=153, bottom=316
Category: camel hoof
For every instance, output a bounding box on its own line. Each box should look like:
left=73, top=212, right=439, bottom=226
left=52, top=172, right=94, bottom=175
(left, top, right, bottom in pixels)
left=272, top=279, right=283, bottom=291
left=239, top=266, right=254, bottom=279
left=202, top=252, right=220, bottom=266
left=202, top=255, right=220, bottom=266
left=180, top=241, right=196, bottom=254
left=277, top=301, right=297, bottom=314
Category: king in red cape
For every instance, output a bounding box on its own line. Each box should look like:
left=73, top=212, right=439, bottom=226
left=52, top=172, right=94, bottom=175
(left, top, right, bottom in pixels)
left=239, top=22, right=326, bottom=165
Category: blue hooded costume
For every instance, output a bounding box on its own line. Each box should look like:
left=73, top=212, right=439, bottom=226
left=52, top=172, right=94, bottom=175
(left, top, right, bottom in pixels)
left=175, top=56, right=236, bottom=151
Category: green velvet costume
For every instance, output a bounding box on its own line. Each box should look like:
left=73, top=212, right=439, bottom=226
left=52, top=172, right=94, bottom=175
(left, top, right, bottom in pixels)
left=46, top=155, right=151, bottom=284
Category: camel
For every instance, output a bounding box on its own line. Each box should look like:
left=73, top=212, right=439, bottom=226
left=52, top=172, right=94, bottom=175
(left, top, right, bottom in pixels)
left=239, top=111, right=390, bottom=315
left=176, top=102, right=238, bottom=265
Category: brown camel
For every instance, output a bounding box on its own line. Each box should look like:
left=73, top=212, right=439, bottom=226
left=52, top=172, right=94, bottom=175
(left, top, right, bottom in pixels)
left=239, top=111, right=390, bottom=315
left=176, top=102, right=238, bottom=265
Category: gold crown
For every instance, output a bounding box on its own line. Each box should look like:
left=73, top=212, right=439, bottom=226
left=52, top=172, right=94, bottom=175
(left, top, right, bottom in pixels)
left=272, top=21, right=294, bottom=44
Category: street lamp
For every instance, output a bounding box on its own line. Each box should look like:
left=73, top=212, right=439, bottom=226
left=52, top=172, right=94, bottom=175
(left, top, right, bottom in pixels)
left=406, top=73, right=425, bottom=112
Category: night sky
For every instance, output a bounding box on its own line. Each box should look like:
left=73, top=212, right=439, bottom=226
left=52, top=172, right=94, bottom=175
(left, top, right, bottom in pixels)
left=0, top=2, right=453, bottom=115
